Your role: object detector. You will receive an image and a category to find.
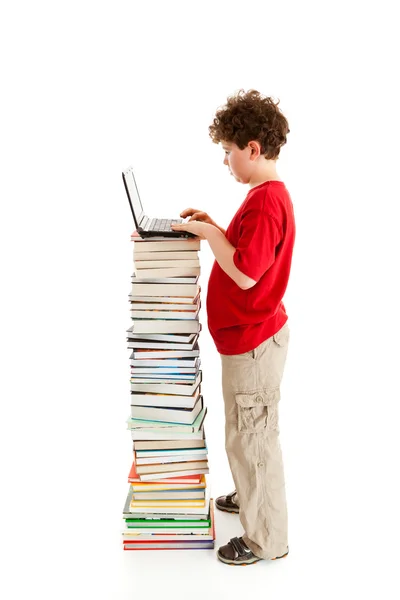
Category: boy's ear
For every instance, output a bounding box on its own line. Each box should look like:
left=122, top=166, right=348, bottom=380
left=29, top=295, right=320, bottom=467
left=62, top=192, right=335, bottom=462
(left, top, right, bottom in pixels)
left=249, top=141, right=261, bottom=159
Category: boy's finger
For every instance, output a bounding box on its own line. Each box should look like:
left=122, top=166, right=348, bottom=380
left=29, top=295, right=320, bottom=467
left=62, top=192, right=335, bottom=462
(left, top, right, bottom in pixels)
left=180, top=208, right=196, bottom=217
left=189, top=213, right=203, bottom=221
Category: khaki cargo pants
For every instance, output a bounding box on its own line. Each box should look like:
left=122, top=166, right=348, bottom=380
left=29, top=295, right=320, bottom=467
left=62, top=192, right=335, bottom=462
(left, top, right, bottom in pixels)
left=220, top=322, right=290, bottom=559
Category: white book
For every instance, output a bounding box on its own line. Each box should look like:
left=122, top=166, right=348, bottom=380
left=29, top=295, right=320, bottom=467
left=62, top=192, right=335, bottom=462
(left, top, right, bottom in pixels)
left=132, top=239, right=201, bottom=252
left=130, top=371, right=202, bottom=395
left=138, top=468, right=209, bottom=483
left=129, top=294, right=199, bottom=304
left=133, top=267, right=200, bottom=279
left=133, top=251, right=199, bottom=261
left=127, top=332, right=197, bottom=342
left=131, top=366, right=198, bottom=374
left=130, top=308, right=200, bottom=320
left=136, top=459, right=208, bottom=474
left=129, top=347, right=200, bottom=359
left=130, top=375, right=196, bottom=382
left=132, top=275, right=199, bottom=284
left=130, top=396, right=203, bottom=425
left=136, top=448, right=207, bottom=458
left=127, top=340, right=198, bottom=350
left=129, top=302, right=199, bottom=311
left=135, top=454, right=207, bottom=465
left=130, top=283, right=199, bottom=297
left=130, top=429, right=205, bottom=441
left=133, top=439, right=206, bottom=451
left=130, top=358, right=199, bottom=367
left=128, top=486, right=210, bottom=511
left=128, top=407, right=207, bottom=433
left=130, top=388, right=200, bottom=408
left=135, top=259, right=200, bottom=269
left=128, top=320, right=200, bottom=334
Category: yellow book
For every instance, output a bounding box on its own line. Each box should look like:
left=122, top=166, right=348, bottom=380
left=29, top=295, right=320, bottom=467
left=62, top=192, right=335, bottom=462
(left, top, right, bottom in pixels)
left=130, top=499, right=206, bottom=508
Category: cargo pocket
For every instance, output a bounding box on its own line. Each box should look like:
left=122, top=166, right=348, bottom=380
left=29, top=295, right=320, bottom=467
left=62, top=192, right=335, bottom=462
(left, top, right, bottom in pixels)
left=235, top=388, right=280, bottom=433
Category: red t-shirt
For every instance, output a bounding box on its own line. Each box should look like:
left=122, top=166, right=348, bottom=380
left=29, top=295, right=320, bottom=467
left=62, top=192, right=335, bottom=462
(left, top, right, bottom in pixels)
left=206, top=180, right=295, bottom=355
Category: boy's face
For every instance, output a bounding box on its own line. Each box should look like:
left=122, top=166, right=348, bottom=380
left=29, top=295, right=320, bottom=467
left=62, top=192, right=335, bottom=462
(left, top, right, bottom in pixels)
left=221, top=140, right=254, bottom=184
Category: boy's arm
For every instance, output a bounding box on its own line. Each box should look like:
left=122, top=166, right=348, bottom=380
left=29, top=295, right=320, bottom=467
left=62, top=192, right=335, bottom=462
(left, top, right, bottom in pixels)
left=172, top=209, right=279, bottom=288
left=204, top=226, right=256, bottom=290
left=172, top=221, right=254, bottom=288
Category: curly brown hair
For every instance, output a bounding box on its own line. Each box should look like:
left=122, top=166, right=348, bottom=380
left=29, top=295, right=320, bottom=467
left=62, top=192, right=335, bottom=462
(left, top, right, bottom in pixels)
left=209, top=89, right=290, bottom=160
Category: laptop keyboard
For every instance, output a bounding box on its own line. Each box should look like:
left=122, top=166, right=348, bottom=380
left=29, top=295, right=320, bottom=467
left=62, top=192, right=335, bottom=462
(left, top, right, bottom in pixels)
left=145, top=218, right=181, bottom=232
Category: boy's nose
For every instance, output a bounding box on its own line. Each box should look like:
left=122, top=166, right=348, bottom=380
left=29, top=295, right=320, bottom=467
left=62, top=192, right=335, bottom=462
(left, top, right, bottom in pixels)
left=223, top=157, right=229, bottom=166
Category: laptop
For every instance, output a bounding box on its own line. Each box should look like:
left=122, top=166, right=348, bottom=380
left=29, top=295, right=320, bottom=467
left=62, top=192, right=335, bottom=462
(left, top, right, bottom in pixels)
left=122, top=166, right=195, bottom=238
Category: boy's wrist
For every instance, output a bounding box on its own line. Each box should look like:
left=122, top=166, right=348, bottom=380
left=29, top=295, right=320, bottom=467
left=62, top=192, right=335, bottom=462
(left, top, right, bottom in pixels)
left=203, top=222, right=223, bottom=239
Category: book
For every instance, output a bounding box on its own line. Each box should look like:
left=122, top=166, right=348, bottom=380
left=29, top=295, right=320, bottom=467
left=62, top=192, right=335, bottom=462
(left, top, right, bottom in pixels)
left=129, top=294, right=199, bottom=304
left=123, top=541, right=214, bottom=550
left=123, top=500, right=215, bottom=538
left=128, top=461, right=205, bottom=484
left=135, top=259, right=200, bottom=269
left=132, top=238, right=201, bottom=252
left=130, top=388, right=200, bottom=409
left=130, top=395, right=203, bottom=425
left=130, top=308, right=200, bottom=321
left=133, top=439, right=206, bottom=451
left=123, top=531, right=212, bottom=538
left=130, top=476, right=206, bottom=488
left=130, top=301, right=199, bottom=311
left=131, top=490, right=206, bottom=500
left=131, top=366, right=199, bottom=375
left=136, top=446, right=207, bottom=458
left=130, top=283, right=200, bottom=297
left=130, top=357, right=199, bottom=367
left=128, top=408, right=206, bottom=438
left=133, top=267, right=200, bottom=279
left=135, top=459, right=208, bottom=475
left=127, top=332, right=198, bottom=342
left=135, top=454, right=207, bottom=466
left=130, top=371, right=202, bottom=395
left=130, top=483, right=206, bottom=492
left=134, top=251, right=200, bottom=261
left=127, top=408, right=206, bottom=430
left=126, top=484, right=211, bottom=513
left=132, top=275, right=199, bottom=284
left=128, top=320, right=200, bottom=334
left=139, top=468, right=209, bottom=482
left=127, top=338, right=199, bottom=350
left=128, top=504, right=207, bottom=512
left=129, top=347, right=200, bottom=360
left=130, top=429, right=205, bottom=441
left=130, top=374, right=197, bottom=383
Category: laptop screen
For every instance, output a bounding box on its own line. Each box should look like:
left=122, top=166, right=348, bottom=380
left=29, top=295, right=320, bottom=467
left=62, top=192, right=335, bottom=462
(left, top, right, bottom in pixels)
left=122, top=167, right=144, bottom=229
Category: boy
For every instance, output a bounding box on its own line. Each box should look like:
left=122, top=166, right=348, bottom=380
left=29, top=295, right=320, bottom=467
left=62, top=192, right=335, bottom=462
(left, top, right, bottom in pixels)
left=171, top=89, right=295, bottom=566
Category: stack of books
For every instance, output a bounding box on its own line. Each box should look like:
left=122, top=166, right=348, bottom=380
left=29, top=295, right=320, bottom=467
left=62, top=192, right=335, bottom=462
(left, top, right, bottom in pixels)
left=122, top=232, right=215, bottom=551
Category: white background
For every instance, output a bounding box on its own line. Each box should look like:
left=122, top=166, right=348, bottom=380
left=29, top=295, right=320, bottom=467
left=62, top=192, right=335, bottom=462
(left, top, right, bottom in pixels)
left=1, top=1, right=400, bottom=598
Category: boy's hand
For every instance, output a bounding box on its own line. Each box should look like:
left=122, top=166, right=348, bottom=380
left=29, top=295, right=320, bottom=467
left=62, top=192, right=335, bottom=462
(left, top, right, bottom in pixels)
left=171, top=220, right=210, bottom=240
left=179, top=208, right=226, bottom=236
left=180, top=208, right=215, bottom=226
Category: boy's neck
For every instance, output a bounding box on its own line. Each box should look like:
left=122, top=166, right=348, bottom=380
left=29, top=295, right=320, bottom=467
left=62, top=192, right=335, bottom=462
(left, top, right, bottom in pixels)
left=248, top=160, right=282, bottom=188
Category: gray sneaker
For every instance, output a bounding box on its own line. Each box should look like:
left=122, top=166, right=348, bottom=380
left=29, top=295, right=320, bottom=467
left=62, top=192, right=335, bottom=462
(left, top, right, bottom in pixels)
left=215, top=491, right=240, bottom=513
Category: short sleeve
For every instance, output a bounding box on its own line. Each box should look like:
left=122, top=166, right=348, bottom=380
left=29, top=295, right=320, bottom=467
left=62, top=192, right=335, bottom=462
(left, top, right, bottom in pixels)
left=233, top=209, right=281, bottom=282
